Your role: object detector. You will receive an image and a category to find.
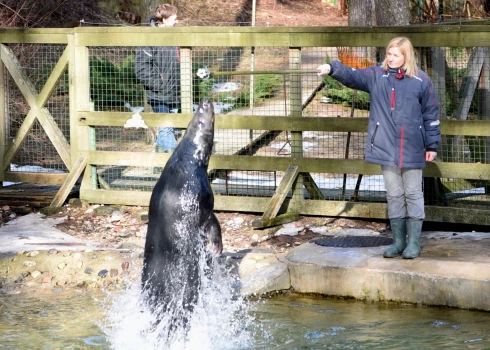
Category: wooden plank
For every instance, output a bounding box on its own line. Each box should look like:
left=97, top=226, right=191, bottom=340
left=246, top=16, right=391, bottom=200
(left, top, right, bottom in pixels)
left=85, top=151, right=490, bottom=180
left=69, top=25, right=490, bottom=48
left=77, top=112, right=490, bottom=136
left=260, top=164, right=299, bottom=222
left=0, top=28, right=70, bottom=44
left=4, top=171, right=67, bottom=185
left=252, top=212, right=300, bottom=229
left=50, top=157, right=87, bottom=207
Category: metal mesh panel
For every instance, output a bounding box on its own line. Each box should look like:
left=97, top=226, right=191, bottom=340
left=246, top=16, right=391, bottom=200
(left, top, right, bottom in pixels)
left=6, top=44, right=69, bottom=173
left=4, top=40, right=490, bottom=212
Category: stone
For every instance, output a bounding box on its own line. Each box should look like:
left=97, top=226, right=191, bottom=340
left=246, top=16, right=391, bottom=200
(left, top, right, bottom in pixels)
left=98, top=269, right=108, bottom=278
left=30, top=270, right=42, bottom=279
left=58, top=263, right=67, bottom=270
left=42, top=275, right=53, bottom=283
left=84, top=268, right=94, bottom=275
left=23, top=261, right=36, bottom=267
left=110, top=269, right=118, bottom=278
left=26, top=251, right=39, bottom=257
left=121, top=262, right=129, bottom=271
left=56, top=280, right=67, bottom=286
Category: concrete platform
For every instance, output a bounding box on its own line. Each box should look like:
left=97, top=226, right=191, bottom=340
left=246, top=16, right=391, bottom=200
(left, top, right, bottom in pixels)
left=231, top=230, right=490, bottom=311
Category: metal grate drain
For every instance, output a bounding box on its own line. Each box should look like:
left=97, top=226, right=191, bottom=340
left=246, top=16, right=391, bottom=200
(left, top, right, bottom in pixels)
left=311, top=236, right=393, bottom=248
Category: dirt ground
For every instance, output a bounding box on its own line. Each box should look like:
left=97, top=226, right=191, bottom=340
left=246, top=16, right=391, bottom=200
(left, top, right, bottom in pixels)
left=177, top=0, right=347, bottom=27
left=43, top=201, right=388, bottom=255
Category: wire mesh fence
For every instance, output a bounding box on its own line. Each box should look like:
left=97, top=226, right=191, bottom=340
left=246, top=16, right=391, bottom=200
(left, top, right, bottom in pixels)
left=3, top=39, right=490, bottom=211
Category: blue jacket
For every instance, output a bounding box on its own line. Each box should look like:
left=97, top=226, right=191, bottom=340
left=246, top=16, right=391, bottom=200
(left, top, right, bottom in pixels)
left=329, top=61, right=440, bottom=169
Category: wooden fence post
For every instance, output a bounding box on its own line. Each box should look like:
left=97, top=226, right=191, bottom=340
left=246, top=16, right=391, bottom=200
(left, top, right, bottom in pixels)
left=289, top=47, right=303, bottom=213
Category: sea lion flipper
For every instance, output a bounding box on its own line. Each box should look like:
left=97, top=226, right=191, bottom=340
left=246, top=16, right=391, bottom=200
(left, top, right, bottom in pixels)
left=204, top=213, right=222, bottom=256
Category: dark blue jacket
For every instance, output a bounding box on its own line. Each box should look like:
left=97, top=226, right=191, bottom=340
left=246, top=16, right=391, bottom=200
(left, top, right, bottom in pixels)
left=329, top=61, right=440, bottom=169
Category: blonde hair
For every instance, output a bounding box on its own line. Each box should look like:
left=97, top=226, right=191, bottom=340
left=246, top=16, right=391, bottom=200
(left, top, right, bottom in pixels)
left=154, top=4, right=177, bottom=24
left=381, top=37, right=418, bottom=77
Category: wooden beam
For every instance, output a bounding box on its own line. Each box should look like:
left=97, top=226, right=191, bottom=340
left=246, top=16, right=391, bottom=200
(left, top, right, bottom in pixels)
left=50, top=156, right=87, bottom=207
left=4, top=171, right=67, bottom=185
left=77, top=112, right=490, bottom=136
left=252, top=164, right=299, bottom=228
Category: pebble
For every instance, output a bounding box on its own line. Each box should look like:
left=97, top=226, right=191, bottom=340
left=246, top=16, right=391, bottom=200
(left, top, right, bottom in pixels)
left=103, top=280, right=111, bottom=287
left=121, top=262, right=129, bottom=271
left=56, top=280, right=67, bottom=286
left=110, top=269, right=118, bottom=278
left=84, top=268, right=94, bottom=275
left=23, top=261, right=36, bottom=267
left=30, top=270, right=42, bottom=279
left=58, top=263, right=67, bottom=270
left=110, top=211, right=124, bottom=222
left=26, top=251, right=39, bottom=257
left=98, top=269, right=108, bottom=278
left=42, top=275, right=53, bottom=283
left=47, top=249, right=58, bottom=255
left=251, top=234, right=259, bottom=242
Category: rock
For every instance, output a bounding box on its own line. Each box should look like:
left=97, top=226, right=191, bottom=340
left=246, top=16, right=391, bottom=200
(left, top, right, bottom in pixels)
left=275, top=222, right=304, bottom=237
left=26, top=251, right=39, bottom=257
left=110, top=211, right=124, bottom=222
left=98, top=269, right=108, bottom=278
left=94, top=205, right=117, bottom=215
left=56, top=280, right=67, bottom=286
left=84, top=268, right=94, bottom=275
left=58, top=263, right=67, bottom=270
left=47, top=249, right=58, bottom=255
left=103, top=279, right=111, bottom=287
left=30, top=270, right=42, bottom=279
left=42, top=275, right=53, bottom=283
left=251, top=234, right=259, bottom=242
left=121, top=262, right=129, bottom=271
left=23, top=261, right=36, bottom=267
left=110, top=269, right=118, bottom=278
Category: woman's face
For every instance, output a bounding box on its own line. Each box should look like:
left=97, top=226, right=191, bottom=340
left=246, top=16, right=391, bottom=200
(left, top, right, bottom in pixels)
left=387, top=47, right=405, bottom=69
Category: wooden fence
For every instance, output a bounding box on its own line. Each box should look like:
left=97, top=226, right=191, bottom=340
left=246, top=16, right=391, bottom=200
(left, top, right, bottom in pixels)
left=1, top=25, right=490, bottom=226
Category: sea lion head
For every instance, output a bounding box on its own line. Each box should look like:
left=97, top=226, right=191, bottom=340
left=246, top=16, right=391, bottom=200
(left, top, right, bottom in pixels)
left=185, top=99, right=215, bottom=165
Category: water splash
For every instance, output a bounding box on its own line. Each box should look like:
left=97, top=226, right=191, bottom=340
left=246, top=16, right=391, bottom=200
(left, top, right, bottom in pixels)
left=102, top=259, right=256, bottom=349
left=102, top=185, right=256, bottom=349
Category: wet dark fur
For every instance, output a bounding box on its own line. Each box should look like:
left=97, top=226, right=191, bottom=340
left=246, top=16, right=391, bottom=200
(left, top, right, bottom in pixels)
left=141, top=99, right=222, bottom=328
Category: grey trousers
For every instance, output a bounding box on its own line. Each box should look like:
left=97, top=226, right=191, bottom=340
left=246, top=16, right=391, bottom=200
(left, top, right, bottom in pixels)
left=381, top=165, right=425, bottom=220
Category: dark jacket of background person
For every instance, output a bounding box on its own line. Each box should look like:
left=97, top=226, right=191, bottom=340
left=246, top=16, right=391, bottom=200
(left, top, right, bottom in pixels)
left=134, top=16, right=181, bottom=105
left=329, top=60, right=440, bottom=169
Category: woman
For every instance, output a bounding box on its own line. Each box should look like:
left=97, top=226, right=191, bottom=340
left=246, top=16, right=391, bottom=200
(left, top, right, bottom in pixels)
left=317, top=37, right=440, bottom=259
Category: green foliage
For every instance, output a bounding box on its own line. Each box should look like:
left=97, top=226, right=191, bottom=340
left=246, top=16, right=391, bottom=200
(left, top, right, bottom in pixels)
left=319, top=54, right=370, bottom=110
left=89, top=55, right=143, bottom=109
left=322, top=74, right=370, bottom=109
left=192, top=69, right=282, bottom=110
left=235, top=74, right=283, bottom=107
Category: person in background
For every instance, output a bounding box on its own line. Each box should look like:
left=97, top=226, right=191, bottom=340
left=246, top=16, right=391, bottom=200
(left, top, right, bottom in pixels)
left=317, top=37, right=440, bottom=259
left=135, top=4, right=181, bottom=153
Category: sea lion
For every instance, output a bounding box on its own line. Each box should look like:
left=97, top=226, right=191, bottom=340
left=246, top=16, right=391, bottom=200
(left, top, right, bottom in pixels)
left=141, top=99, right=222, bottom=329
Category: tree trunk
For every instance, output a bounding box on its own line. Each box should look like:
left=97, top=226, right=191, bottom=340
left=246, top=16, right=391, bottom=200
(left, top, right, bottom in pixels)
left=139, top=0, right=164, bottom=22
left=348, top=0, right=376, bottom=26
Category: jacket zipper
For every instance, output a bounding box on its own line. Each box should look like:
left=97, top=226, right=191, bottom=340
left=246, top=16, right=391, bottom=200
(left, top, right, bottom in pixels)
left=419, top=125, right=425, bottom=148
left=371, top=122, right=379, bottom=149
left=399, top=127, right=404, bottom=168
left=391, top=88, right=395, bottom=111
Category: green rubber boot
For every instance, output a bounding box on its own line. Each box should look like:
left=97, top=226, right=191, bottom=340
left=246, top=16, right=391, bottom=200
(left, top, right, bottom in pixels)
left=383, top=219, right=407, bottom=258
left=402, top=219, right=423, bottom=259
